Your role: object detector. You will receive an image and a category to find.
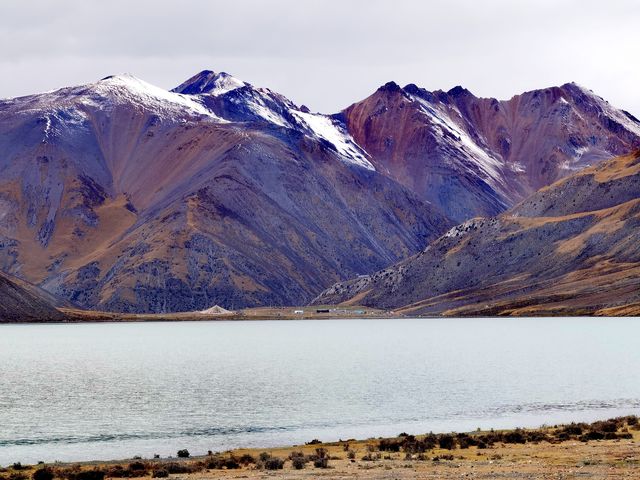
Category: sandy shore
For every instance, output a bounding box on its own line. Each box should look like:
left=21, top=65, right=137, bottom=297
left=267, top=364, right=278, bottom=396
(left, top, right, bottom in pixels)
left=3, top=417, right=639, bottom=480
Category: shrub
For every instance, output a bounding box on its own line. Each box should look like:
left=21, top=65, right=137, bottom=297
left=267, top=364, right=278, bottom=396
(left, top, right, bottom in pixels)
left=347, top=450, right=356, bottom=460
left=52, top=465, right=79, bottom=480
left=127, top=462, right=145, bottom=472
left=238, top=454, right=256, bottom=465
left=125, top=462, right=149, bottom=476
left=205, top=455, right=242, bottom=470
left=291, top=456, right=306, bottom=470
left=313, top=457, right=329, bottom=468
left=379, top=439, right=402, bottom=452
left=457, top=433, right=479, bottom=449
left=104, top=466, right=125, bottom=478
left=315, top=448, right=328, bottom=458
left=75, top=470, right=105, bottom=480
left=503, top=429, right=526, bottom=444
left=223, top=458, right=240, bottom=470
left=258, top=452, right=271, bottom=462
left=263, top=457, right=284, bottom=470
left=204, top=457, right=224, bottom=469
left=32, top=469, right=53, bottom=480
left=164, top=463, right=193, bottom=474
left=579, top=430, right=605, bottom=442
left=422, top=434, right=438, bottom=451
left=306, top=439, right=322, bottom=445
left=593, top=420, right=618, bottom=433
left=562, top=423, right=583, bottom=436
left=151, top=470, right=168, bottom=478
left=176, top=449, right=190, bottom=458
left=438, top=434, right=456, bottom=450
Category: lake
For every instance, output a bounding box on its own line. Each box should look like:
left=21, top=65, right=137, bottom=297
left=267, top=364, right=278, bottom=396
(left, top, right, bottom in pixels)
left=1, top=317, right=639, bottom=464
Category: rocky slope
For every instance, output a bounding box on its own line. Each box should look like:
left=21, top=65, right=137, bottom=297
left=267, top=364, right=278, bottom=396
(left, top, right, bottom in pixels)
left=0, top=271, right=68, bottom=322
left=341, top=82, right=640, bottom=222
left=314, top=150, right=640, bottom=315
left=0, top=72, right=449, bottom=312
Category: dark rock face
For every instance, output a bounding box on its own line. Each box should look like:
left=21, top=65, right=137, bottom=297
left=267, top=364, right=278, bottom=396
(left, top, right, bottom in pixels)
left=0, top=271, right=67, bottom=322
left=0, top=73, right=449, bottom=313
left=314, top=151, right=640, bottom=316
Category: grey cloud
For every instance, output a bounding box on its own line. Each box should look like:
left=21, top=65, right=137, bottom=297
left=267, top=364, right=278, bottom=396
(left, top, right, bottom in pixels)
left=0, top=0, right=638, bottom=116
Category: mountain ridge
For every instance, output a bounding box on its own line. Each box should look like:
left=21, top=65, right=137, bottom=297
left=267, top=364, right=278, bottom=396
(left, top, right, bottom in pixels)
left=1, top=70, right=639, bottom=313
left=0, top=70, right=449, bottom=312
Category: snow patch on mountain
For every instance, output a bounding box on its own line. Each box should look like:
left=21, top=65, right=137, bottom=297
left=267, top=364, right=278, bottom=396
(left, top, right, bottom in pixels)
left=43, top=115, right=52, bottom=141
left=243, top=92, right=291, bottom=127
left=413, top=96, right=505, bottom=189
left=210, top=75, right=246, bottom=95
left=172, top=70, right=247, bottom=96
left=293, top=111, right=375, bottom=170
left=93, top=74, right=224, bottom=121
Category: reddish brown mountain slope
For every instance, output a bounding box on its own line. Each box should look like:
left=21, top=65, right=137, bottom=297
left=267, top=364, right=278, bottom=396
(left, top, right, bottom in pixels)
left=342, top=82, right=640, bottom=222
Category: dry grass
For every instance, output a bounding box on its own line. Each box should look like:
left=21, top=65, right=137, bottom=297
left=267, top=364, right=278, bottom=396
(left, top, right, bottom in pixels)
left=4, top=417, right=639, bottom=480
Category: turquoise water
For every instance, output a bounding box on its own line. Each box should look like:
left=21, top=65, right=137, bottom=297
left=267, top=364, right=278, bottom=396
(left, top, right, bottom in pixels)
left=1, top=317, right=639, bottom=464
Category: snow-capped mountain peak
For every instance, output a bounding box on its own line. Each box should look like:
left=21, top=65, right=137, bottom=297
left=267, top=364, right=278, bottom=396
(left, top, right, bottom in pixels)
left=90, top=74, right=219, bottom=118
left=172, top=70, right=375, bottom=170
left=172, top=70, right=247, bottom=96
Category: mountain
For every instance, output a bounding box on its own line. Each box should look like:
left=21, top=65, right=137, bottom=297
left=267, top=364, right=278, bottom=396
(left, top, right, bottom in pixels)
left=0, top=271, right=68, bottom=322
left=0, top=72, right=449, bottom=313
left=341, top=82, right=640, bottom=222
left=1, top=71, right=639, bottom=314
left=314, top=150, right=640, bottom=316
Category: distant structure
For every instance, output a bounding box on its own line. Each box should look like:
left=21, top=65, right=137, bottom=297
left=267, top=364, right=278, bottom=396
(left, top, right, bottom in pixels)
left=199, top=305, right=232, bottom=315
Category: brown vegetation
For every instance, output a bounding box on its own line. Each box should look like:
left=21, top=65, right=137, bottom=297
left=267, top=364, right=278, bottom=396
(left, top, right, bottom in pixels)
left=1, top=416, right=638, bottom=480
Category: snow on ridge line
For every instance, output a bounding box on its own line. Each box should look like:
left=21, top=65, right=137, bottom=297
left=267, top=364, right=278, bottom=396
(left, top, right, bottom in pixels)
left=93, top=74, right=225, bottom=120
left=292, top=110, right=375, bottom=171
left=206, top=73, right=246, bottom=96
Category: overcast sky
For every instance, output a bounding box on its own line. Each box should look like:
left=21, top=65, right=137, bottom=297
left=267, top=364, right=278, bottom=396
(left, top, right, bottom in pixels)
left=1, top=0, right=639, bottom=115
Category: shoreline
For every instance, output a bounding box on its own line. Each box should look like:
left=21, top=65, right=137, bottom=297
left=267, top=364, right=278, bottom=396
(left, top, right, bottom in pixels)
left=4, top=306, right=632, bottom=325
left=3, top=416, right=639, bottom=478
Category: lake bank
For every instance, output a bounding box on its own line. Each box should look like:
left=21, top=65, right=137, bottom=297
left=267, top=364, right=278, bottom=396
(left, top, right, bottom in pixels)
left=3, top=417, right=639, bottom=479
